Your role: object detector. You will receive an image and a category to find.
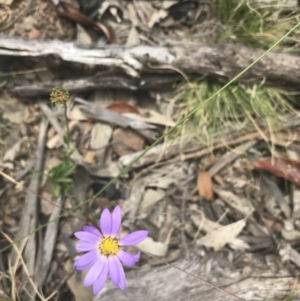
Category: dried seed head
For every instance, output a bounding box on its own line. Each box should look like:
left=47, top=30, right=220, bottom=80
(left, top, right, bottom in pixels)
left=50, top=87, right=70, bottom=105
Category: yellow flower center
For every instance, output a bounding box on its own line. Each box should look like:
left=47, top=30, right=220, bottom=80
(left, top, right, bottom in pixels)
left=99, top=237, right=120, bottom=257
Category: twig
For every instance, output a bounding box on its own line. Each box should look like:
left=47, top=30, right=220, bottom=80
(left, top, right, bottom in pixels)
left=208, top=140, right=257, bottom=177
left=11, top=119, right=48, bottom=279
left=0, top=252, right=8, bottom=294
left=75, top=97, right=158, bottom=131
left=180, top=194, right=189, bottom=259
left=35, top=195, right=63, bottom=288
left=11, top=74, right=181, bottom=96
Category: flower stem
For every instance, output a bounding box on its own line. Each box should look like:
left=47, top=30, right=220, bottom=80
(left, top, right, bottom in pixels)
left=63, top=102, right=71, bottom=149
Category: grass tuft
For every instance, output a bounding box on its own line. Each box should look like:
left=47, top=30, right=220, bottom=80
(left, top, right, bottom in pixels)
left=176, top=0, right=300, bottom=144
left=215, top=0, right=300, bottom=49
left=177, top=80, right=297, bottom=145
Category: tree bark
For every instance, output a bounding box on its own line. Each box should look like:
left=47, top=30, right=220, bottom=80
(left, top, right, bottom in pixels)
left=1, top=35, right=300, bottom=95
left=93, top=250, right=299, bottom=301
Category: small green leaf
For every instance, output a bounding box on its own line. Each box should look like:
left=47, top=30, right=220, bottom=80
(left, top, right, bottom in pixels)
left=63, top=133, right=72, bottom=144
left=60, top=163, right=76, bottom=178
left=56, top=178, right=73, bottom=184
left=285, top=294, right=294, bottom=301
left=53, top=184, right=61, bottom=197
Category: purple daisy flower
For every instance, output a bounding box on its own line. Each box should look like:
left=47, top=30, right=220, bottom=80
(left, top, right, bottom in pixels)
left=73, top=205, right=148, bottom=295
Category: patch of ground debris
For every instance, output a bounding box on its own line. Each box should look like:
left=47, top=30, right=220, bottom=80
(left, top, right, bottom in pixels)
left=1, top=0, right=300, bottom=300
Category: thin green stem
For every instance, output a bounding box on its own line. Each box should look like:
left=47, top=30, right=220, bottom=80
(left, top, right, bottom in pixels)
left=0, top=20, right=299, bottom=254
left=63, top=102, right=71, bottom=150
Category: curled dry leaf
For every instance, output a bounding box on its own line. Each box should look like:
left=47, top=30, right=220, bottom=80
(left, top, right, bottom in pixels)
left=49, top=1, right=117, bottom=44
left=253, top=157, right=300, bottom=186
left=107, top=102, right=140, bottom=114
left=197, top=171, right=213, bottom=200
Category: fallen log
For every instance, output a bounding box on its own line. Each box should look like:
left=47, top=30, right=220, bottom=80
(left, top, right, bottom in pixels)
left=93, top=249, right=299, bottom=301
left=1, top=35, right=300, bottom=95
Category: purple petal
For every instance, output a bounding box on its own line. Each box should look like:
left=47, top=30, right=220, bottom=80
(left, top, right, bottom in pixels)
left=74, top=231, right=100, bottom=243
left=108, top=257, right=120, bottom=287
left=84, top=256, right=106, bottom=287
left=75, top=241, right=97, bottom=252
left=83, top=225, right=102, bottom=237
left=119, top=230, right=148, bottom=246
left=117, top=250, right=136, bottom=267
left=93, top=261, right=108, bottom=295
left=115, top=257, right=126, bottom=290
left=100, top=208, right=112, bottom=236
left=74, top=250, right=99, bottom=270
left=111, top=206, right=122, bottom=237
left=133, top=252, right=141, bottom=263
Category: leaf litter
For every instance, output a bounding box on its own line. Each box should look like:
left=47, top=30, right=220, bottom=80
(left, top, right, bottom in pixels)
left=1, top=0, right=300, bottom=300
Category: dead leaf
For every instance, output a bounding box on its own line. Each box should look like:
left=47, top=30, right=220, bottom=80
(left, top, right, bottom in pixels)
left=68, top=105, right=88, bottom=121
left=1, top=96, right=29, bottom=124
left=76, top=24, right=92, bottom=45
left=148, top=9, right=168, bottom=28
left=0, top=0, right=13, bottom=5
left=3, top=215, right=17, bottom=227
left=157, top=1, right=178, bottom=9
left=253, top=157, right=300, bottom=186
left=136, top=236, right=168, bottom=257
left=126, top=26, right=140, bottom=45
left=28, top=28, right=41, bottom=40
left=107, top=102, right=140, bottom=114
left=41, top=191, right=55, bottom=215
left=84, top=161, right=123, bottom=178
left=84, top=151, right=96, bottom=164
left=199, top=219, right=247, bottom=251
left=281, top=228, right=300, bottom=241
left=123, top=110, right=175, bottom=127
left=197, top=172, right=213, bottom=200
left=49, top=1, right=117, bottom=44
left=90, top=123, right=112, bottom=163
left=261, top=217, right=282, bottom=233
left=112, top=128, right=145, bottom=156
left=43, top=157, right=61, bottom=186
left=214, top=188, right=254, bottom=216
left=293, top=189, right=300, bottom=217
left=109, top=6, right=122, bottom=23
left=147, top=175, right=175, bottom=189
left=47, top=134, right=62, bottom=149
left=64, top=260, right=94, bottom=301
left=3, top=138, right=25, bottom=162
left=140, top=188, right=164, bottom=210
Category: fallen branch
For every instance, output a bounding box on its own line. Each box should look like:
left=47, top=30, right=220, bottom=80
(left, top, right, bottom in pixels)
left=11, top=74, right=181, bottom=97
left=1, top=35, right=300, bottom=91
left=10, top=118, right=48, bottom=291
